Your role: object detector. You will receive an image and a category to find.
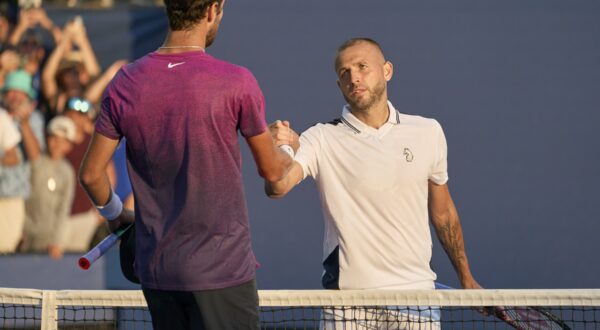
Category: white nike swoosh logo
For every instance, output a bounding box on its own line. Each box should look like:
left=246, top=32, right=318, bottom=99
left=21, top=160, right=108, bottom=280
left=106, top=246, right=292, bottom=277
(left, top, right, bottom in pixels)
left=168, top=62, right=185, bottom=69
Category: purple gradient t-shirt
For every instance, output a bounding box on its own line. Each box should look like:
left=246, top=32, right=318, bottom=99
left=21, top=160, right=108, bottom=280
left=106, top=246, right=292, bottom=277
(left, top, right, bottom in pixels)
left=95, top=50, right=267, bottom=291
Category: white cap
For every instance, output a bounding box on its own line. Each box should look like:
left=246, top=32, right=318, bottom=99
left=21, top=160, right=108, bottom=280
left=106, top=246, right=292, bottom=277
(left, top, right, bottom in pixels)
left=47, top=116, right=77, bottom=142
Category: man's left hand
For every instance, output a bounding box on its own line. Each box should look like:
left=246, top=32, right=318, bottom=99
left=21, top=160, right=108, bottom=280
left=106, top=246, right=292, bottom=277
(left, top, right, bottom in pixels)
left=107, top=209, right=135, bottom=233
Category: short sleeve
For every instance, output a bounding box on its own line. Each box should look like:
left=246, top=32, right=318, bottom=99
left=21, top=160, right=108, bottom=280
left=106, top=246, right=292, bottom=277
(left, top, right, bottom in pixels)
left=0, top=111, right=21, bottom=154
left=95, top=81, right=123, bottom=140
left=429, top=120, right=448, bottom=185
left=236, top=69, right=267, bottom=138
left=294, top=125, right=322, bottom=180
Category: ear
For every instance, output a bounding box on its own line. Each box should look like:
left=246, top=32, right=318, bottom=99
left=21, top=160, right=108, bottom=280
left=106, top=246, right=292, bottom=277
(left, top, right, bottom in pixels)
left=206, top=2, right=220, bottom=23
left=336, top=79, right=341, bottom=90
left=383, top=61, right=393, bottom=82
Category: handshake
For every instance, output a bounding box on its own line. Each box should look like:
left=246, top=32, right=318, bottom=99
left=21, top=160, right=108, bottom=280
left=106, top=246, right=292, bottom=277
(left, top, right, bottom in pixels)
left=269, top=120, right=300, bottom=157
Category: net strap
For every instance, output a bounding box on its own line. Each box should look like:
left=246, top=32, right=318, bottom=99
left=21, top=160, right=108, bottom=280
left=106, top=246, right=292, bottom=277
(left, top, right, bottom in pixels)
left=41, top=291, right=57, bottom=330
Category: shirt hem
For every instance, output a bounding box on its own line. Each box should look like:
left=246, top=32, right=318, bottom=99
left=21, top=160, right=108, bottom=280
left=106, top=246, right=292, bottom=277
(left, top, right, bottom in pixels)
left=141, top=274, right=256, bottom=291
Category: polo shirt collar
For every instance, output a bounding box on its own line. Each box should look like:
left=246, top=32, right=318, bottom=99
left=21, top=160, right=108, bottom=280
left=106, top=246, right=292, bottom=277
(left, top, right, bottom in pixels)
left=340, top=101, right=400, bottom=134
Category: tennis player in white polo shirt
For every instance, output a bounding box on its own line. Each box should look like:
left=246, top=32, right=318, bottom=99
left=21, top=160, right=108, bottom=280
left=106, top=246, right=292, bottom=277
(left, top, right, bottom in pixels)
left=266, top=38, right=481, bottom=329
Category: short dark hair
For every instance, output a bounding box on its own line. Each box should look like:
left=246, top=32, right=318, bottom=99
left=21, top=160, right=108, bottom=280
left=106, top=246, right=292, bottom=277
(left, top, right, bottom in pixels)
left=163, top=0, right=223, bottom=31
left=334, top=38, right=385, bottom=70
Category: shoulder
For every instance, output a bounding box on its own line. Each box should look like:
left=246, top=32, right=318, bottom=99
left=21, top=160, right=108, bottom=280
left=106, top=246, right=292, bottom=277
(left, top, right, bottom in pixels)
left=398, top=113, right=444, bottom=132
left=304, top=118, right=345, bottom=133
left=200, top=54, right=255, bottom=79
left=300, top=118, right=342, bottom=138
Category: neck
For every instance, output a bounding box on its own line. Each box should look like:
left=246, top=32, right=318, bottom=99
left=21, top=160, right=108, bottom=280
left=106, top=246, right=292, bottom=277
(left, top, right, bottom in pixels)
left=351, top=99, right=390, bottom=129
left=159, top=27, right=207, bottom=54
left=49, top=152, right=62, bottom=161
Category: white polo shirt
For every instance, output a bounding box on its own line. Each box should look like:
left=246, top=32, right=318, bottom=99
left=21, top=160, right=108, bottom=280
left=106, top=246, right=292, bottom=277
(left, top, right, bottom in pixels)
left=295, top=101, right=448, bottom=290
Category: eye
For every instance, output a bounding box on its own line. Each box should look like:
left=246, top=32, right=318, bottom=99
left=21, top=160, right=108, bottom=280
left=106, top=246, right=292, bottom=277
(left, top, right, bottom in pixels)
left=359, top=63, right=368, bottom=70
left=338, top=69, right=349, bottom=79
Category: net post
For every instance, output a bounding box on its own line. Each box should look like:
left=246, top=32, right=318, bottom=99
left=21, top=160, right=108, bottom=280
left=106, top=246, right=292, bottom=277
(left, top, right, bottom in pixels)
left=41, top=290, right=58, bottom=330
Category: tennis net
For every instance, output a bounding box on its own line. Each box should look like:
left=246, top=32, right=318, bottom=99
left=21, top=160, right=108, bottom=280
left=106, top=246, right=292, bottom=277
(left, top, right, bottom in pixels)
left=1, top=287, right=600, bottom=329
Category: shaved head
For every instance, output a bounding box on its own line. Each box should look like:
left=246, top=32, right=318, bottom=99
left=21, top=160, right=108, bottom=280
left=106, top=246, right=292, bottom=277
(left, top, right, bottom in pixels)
left=334, top=38, right=385, bottom=71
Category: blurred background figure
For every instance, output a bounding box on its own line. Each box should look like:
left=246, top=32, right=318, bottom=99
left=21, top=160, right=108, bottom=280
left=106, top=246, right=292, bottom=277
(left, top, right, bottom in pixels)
left=0, top=4, right=19, bottom=89
left=0, top=107, right=22, bottom=254
left=0, top=69, right=44, bottom=253
left=42, top=15, right=99, bottom=115
left=61, top=96, right=115, bottom=252
left=20, top=115, right=76, bottom=259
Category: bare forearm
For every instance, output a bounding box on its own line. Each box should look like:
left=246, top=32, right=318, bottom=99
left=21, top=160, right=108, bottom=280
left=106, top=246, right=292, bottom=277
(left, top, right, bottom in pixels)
left=20, top=121, right=41, bottom=161
left=264, top=161, right=303, bottom=198
left=79, top=170, right=112, bottom=206
left=77, top=39, right=101, bottom=78
left=432, top=212, right=473, bottom=284
left=1, top=148, right=20, bottom=166
left=42, top=40, right=69, bottom=101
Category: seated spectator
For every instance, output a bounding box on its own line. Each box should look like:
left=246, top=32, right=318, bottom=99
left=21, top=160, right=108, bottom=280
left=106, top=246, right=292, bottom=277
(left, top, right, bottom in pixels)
left=21, top=116, right=76, bottom=259
left=0, top=69, right=44, bottom=254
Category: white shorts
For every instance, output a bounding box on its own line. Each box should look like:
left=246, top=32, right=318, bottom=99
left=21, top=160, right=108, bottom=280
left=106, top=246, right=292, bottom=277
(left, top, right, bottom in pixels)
left=0, top=197, right=25, bottom=253
left=321, top=306, right=441, bottom=330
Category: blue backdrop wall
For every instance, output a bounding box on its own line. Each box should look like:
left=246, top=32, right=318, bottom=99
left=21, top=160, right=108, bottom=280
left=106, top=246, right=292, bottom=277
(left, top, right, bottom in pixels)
left=5, top=1, right=596, bottom=290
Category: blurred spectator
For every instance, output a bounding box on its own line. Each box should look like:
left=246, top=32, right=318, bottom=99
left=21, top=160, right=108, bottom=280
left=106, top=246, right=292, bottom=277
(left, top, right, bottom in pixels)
left=42, top=16, right=100, bottom=114
left=21, top=116, right=76, bottom=259
left=0, top=108, right=21, bottom=167
left=0, top=69, right=44, bottom=253
left=1, top=2, right=17, bottom=87
left=9, top=7, right=61, bottom=48
left=0, top=44, right=20, bottom=87
left=0, top=108, right=22, bottom=254
left=0, top=3, right=15, bottom=47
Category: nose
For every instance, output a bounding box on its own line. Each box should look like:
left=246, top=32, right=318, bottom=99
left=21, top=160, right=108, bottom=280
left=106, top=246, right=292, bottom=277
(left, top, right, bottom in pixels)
left=348, top=69, right=360, bottom=86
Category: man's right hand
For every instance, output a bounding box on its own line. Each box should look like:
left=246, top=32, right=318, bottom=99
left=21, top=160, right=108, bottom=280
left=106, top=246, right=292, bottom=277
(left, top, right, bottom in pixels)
left=108, top=209, right=135, bottom=233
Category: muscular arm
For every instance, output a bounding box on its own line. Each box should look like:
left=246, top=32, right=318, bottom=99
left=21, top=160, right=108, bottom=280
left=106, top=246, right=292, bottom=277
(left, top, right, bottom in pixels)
left=246, top=130, right=294, bottom=181
left=246, top=130, right=294, bottom=182
left=262, top=120, right=304, bottom=198
left=79, top=132, right=133, bottom=232
left=264, top=162, right=304, bottom=198
left=428, top=181, right=481, bottom=289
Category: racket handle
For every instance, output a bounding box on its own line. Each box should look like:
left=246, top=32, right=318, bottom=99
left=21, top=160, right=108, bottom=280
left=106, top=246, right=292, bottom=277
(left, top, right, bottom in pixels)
left=78, top=224, right=133, bottom=270
left=78, top=233, right=119, bottom=270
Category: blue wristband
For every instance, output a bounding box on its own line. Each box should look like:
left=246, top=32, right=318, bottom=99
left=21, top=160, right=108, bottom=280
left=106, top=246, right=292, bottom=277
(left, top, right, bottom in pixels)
left=96, top=190, right=123, bottom=221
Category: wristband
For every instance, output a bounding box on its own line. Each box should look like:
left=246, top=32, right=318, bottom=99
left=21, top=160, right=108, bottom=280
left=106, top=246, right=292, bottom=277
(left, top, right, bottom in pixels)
left=279, top=144, right=295, bottom=157
left=96, top=189, right=123, bottom=221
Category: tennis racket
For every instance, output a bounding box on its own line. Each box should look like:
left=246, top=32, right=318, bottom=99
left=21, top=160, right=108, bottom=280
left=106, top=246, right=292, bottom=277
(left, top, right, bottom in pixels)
left=78, top=224, right=133, bottom=270
left=435, top=283, right=570, bottom=330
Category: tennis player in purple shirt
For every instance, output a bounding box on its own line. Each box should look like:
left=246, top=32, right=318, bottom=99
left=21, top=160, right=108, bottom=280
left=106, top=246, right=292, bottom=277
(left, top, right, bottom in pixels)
left=79, top=0, right=297, bottom=329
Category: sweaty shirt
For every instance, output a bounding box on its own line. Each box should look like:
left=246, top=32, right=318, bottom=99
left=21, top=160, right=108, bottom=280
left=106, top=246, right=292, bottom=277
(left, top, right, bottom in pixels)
left=95, top=50, right=267, bottom=291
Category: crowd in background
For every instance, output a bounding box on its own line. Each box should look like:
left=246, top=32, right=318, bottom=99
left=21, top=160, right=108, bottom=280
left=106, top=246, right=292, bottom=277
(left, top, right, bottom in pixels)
left=0, top=2, right=133, bottom=259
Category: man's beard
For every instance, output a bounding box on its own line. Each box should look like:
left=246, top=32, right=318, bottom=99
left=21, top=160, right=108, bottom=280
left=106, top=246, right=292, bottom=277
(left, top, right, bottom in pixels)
left=344, top=80, right=386, bottom=112
left=205, top=18, right=221, bottom=47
